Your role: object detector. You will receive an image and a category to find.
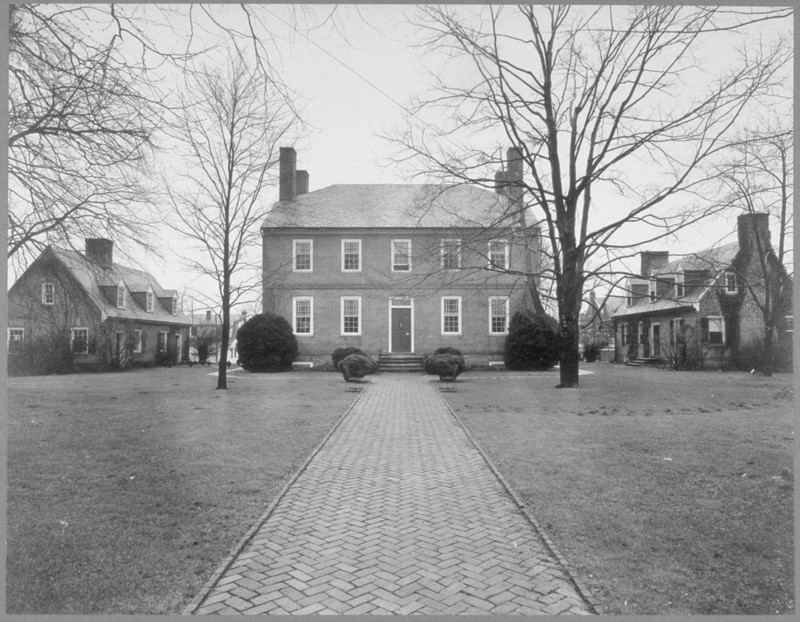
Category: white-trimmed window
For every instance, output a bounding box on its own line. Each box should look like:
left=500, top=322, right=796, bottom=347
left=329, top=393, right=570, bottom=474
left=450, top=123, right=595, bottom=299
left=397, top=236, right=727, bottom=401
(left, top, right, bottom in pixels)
left=146, top=290, right=154, bottom=313
left=8, top=328, right=24, bottom=354
left=71, top=328, right=89, bottom=354
left=626, top=293, right=633, bottom=307
left=293, top=240, right=313, bottom=272
left=702, top=316, right=724, bottom=345
left=675, top=272, right=685, bottom=298
left=489, top=297, right=509, bottom=334
left=392, top=239, right=411, bottom=271
left=342, top=240, right=361, bottom=272
left=488, top=240, right=509, bottom=270
left=171, top=296, right=178, bottom=316
left=441, top=239, right=461, bottom=270
left=293, top=297, right=313, bottom=335
left=649, top=280, right=657, bottom=303
left=442, top=297, right=461, bottom=334
left=341, top=297, right=361, bottom=335
left=621, top=323, right=629, bottom=346
left=42, top=282, right=55, bottom=305
left=117, top=283, right=126, bottom=309
left=724, top=272, right=737, bottom=294
left=157, top=331, right=168, bottom=354
left=784, top=315, right=793, bottom=333
left=134, top=330, right=143, bottom=353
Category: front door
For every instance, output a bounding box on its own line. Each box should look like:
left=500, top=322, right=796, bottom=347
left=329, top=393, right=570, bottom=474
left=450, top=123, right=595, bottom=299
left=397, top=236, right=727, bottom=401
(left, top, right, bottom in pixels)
left=392, top=308, right=412, bottom=353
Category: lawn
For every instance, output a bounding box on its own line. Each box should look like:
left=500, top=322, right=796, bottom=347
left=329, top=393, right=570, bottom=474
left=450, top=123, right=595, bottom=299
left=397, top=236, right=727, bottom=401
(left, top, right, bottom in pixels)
left=441, top=364, right=794, bottom=615
left=6, top=366, right=356, bottom=614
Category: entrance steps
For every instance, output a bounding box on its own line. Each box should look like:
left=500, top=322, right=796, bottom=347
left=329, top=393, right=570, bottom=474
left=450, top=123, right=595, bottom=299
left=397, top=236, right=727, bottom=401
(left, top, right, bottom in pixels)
left=625, top=357, right=663, bottom=367
left=379, top=352, right=424, bottom=373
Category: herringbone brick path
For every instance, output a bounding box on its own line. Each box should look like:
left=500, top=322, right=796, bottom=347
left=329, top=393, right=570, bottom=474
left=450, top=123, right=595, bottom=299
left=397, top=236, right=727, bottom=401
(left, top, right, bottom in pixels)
left=188, top=375, right=594, bottom=615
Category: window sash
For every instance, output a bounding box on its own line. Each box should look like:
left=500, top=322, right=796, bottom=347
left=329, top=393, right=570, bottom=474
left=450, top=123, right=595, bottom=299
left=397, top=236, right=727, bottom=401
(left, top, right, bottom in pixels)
left=293, top=297, right=313, bottom=335
left=117, top=286, right=126, bottom=309
left=293, top=240, right=313, bottom=271
left=392, top=240, right=411, bottom=271
left=71, top=328, right=89, bottom=354
left=488, top=241, right=508, bottom=269
left=441, top=240, right=461, bottom=269
left=785, top=315, right=794, bottom=333
left=724, top=273, right=737, bottom=293
left=134, top=330, right=143, bottom=353
left=42, top=283, right=54, bottom=305
left=146, top=292, right=154, bottom=312
left=342, top=240, right=361, bottom=271
left=157, top=331, right=167, bottom=354
left=442, top=297, right=461, bottom=334
left=8, top=328, right=24, bottom=353
left=489, top=297, right=508, bottom=334
left=342, top=297, right=361, bottom=334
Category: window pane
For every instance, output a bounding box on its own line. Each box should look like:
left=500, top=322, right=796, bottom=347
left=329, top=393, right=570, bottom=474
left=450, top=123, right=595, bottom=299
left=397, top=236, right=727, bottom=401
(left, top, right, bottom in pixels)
left=344, top=241, right=360, bottom=270
left=343, top=299, right=360, bottom=333
left=393, top=241, right=410, bottom=270
left=442, top=240, right=459, bottom=269
left=443, top=298, right=460, bottom=333
left=295, top=241, right=311, bottom=270
left=490, top=242, right=506, bottom=268
left=491, top=299, right=507, bottom=333
left=444, top=299, right=459, bottom=314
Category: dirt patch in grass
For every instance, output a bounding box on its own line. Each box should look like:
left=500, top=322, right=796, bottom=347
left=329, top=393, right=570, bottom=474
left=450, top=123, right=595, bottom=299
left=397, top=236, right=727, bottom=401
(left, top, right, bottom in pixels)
left=7, top=367, right=355, bottom=614
left=443, top=365, right=794, bottom=615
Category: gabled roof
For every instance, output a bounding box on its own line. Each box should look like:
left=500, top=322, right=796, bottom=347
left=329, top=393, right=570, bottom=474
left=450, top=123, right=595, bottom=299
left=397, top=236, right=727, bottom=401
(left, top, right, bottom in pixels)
left=614, top=241, right=740, bottom=319
left=48, top=246, right=192, bottom=325
left=262, top=184, right=525, bottom=230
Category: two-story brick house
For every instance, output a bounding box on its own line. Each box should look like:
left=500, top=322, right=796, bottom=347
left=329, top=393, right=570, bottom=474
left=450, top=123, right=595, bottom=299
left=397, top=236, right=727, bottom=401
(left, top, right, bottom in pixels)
left=7, top=238, right=192, bottom=371
left=613, top=213, right=793, bottom=369
left=261, top=148, right=540, bottom=367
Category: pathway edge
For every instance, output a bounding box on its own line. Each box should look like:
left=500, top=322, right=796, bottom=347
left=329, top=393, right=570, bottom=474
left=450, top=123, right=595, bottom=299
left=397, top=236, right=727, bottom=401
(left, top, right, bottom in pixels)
left=432, top=381, right=603, bottom=615
left=182, top=383, right=371, bottom=614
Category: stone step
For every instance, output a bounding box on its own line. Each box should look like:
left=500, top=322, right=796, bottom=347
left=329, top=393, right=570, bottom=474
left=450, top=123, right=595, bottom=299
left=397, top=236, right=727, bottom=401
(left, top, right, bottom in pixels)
left=378, top=353, right=423, bottom=373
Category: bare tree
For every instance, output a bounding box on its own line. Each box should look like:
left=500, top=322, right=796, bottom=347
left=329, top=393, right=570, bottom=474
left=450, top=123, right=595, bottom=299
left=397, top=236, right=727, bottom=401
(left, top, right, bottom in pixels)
left=167, top=52, right=299, bottom=389
left=395, top=5, right=791, bottom=387
left=714, top=123, right=793, bottom=375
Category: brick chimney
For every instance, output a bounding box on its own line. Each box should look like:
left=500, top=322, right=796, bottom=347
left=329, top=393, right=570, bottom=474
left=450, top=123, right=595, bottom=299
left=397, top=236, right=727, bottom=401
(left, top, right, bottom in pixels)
left=85, top=238, right=113, bottom=270
left=640, top=250, right=669, bottom=276
left=494, top=170, right=508, bottom=195
left=494, top=148, right=523, bottom=200
left=279, top=147, right=296, bottom=201
left=296, top=170, right=309, bottom=196
left=737, top=212, right=771, bottom=256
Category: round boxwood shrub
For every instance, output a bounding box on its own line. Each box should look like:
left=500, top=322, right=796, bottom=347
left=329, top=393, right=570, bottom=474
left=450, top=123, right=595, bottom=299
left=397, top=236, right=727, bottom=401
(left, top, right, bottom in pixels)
left=236, top=312, right=298, bottom=372
left=423, top=353, right=463, bottom=380
left=332, top=347, right=364, bottom=370
left=504, top=311, right=560, bottom=371
left=339, top=353, right=374, bottom=381
left=582, top=341, right=602, bottom=363
left=432, top=347, right=465, bottom=374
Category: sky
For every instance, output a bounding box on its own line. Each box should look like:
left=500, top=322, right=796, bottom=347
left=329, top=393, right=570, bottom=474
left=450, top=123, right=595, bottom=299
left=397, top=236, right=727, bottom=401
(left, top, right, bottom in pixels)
left=9, top=4, right=794, bottom=313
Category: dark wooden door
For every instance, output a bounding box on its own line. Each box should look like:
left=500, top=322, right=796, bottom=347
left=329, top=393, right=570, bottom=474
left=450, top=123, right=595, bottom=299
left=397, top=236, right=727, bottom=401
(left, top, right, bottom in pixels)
left=392, top=308, right=412, bottom=352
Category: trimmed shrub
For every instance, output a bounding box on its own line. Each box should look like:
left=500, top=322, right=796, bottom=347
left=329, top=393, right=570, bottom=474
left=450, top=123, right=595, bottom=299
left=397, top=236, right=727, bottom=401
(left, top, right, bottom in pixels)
left=504, top=311, right=560, bottom=371
left=236, top=313, right=298, bottom=372
left=423, top=353, right=463, bottom=379
left=432, top=347, right=465, bottom=374
left=332, top=347, right=364, bottom=370
left=339, top=353, right=374, bottom=381
left=582, top=341, right=602, bottom=363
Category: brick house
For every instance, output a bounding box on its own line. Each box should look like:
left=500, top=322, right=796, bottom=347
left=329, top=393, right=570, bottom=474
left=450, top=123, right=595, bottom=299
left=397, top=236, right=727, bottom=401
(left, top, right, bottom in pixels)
left=7, top=239, right=192, bottom=370
left=261, top=148, right=540, bottom=367
left=612, top=214, right=793, bottom=369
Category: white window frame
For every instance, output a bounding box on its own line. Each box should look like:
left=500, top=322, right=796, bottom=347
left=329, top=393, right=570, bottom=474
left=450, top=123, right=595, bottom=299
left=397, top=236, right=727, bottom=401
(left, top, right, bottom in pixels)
left=489, top=296, right=509, bottom=334
left=293, top=239, right=313, bottom=272
left=134, top=329, right=143, bottom=353
left=341, top=239, right=362, bottom=272
left=441, top=296, right=462, bottom=335
left=391, top=239, right=412, bottom=272
left=146, top=290, right=154, bottom=313
left=71, top=327, right=89, bottom=354
left=171, top=296, right=178, bottom=316
left=157, top=331, right=168, bottom=354
left=706, top=316, right=725, bottom=345
left=341, top=296, right=362, bottom=335
left=488, top=240, right=509, bottom=270
left=441, top=239, right=461, bottom=270
left=117, top=282, right=126, bottom=309
left=42, top=282, right=55, bottom=305
left=649, top=280, right=657, bottom=303
left=675, top=272, right=685, bottom=298
left=724, top=272, right=737, bottom=294
left=293, top=296, right=314, bottom=336
left=785, top=315, right=794, bottom=333
left=8, top=328, right=25, bottom=354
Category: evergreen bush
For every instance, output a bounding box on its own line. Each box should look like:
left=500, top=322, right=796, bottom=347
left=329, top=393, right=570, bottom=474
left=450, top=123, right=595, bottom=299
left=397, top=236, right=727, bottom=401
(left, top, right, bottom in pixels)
left=582, top=341, right=602, bottom=363
left=236, top=313, right=298, bottom=372
left=338, top=353, right=375, bottom=381
left=432, top=347, right=465, bottom=374
left=503, top=311, right=560, bottom=370
left=423, top=353, right=463, bottom=379
left=332, top=346, right=364, bottom=369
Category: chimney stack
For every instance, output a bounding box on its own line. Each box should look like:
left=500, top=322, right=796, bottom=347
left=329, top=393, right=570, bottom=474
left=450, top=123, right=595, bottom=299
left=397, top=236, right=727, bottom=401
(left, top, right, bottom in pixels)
left=85, top=238, right=113, bottom=270
left=640, top=250, right=669, bottom=276
left=737, top=212, right=771, bottom=256
left=279, top=147, right=297, bottom=201
left=494, top=170, right=508, bottom=196
left=296, top=170, right=309, bottom=196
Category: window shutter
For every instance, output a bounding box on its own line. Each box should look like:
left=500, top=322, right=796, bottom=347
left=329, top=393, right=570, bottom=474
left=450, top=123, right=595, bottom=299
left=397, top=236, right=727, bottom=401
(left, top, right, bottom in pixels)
left=700, top=318, right=709, bottom=343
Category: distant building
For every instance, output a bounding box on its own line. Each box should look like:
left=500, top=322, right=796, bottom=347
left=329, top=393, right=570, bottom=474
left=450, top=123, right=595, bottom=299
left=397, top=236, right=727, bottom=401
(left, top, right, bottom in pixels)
left=7, top=239, right=191, bottom=371
left=613, top=214, right=793, bottom=369
left=188, top=308, right=249, bottom=364
left=261, top=147, right=541, bottom=367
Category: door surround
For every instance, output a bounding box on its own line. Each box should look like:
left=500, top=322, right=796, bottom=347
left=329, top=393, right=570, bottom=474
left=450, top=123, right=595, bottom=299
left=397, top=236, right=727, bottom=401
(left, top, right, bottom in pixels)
left=388, top=297, right=414, bottom=353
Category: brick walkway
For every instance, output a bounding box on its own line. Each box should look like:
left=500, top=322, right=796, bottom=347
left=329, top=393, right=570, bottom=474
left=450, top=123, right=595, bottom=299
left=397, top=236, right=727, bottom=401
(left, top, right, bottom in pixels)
left=186, top=374, right=594, bottom=615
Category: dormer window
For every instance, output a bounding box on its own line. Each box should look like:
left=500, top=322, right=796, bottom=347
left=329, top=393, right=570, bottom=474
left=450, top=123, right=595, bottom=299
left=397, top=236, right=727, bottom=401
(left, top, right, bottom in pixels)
left=171, top=296, right=178, bottom=316
left=117, top=283, right=126, bottom=309
left=724, top=272, right=737, bottom=294
left=649, top=280, right=657, bottom=303
left=626, top=294, right=633, bottom=307
left=675, top=272, right=685, bottom=298
left=146, top=290, right=154, bottom=313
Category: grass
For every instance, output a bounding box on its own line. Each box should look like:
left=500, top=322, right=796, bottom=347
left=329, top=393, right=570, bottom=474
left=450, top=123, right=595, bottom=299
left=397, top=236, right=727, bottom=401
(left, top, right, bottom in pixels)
left=441, top=364, right=794, bottom=615
left=6, top=366, right=356, bottom=614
